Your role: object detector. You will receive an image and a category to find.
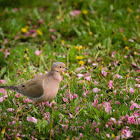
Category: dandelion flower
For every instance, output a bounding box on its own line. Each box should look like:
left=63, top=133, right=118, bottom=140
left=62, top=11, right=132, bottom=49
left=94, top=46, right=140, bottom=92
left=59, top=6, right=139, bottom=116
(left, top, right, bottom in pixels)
left=112, top=134, right=115, bottom=138
left=37, top=29, right=43, bottom=36
left=79, top=61, right=85, bottom=66
left=21, top=28, right=27, bottom=33
left=76, top=56, right=83, bottom=60
left=82, top=10, right=88, bottom=15
left=125, top=46, right=129, bottom=50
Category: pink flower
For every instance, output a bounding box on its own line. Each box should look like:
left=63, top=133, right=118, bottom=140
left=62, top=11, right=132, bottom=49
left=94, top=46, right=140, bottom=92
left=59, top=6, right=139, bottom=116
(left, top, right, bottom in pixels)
left=129, top=88, right=134, bottom=94
left=63, top=97, right=68, bottom=102
left=135, top=78, right=140, bottom=83
left=116, top=74, right=123, bottom=79
left=67, top=93, right=73, bottom=100
left=27, top=117, right=38, bottom=123
left=0, top=48, right=4, bottom=52
left=61, top=84, right=67, bottom=90
left=85, top=76, right=91, bottom=81
left=130, top=101, right=140, bottom=110
left=125, top=130, right=133, bottom=138
left=4, top=49, right=10, bottom=58
left=115, top=101, right=121, bottom=105
left=95, top=128, right=99, bottom=133
left=75, top=67, right=85, bottom=72
left=101, top=70, right=108, bottom=77
left=92, top=99, right=98, bottom=107
left=135, top=84, right=140, bottom=87
left=38, top=19, right=44, bottom=24
left=4, top=38, right=8, bottom=45
left=131, top=62, right=137, bottom=67
left=51, top=35, right=56, bottom=40
left=49, top=29, right=56, bottom=32
left=74, top=10, right=80, bottom=15
left=79, top=133, right=83, bottom=138
left=103, top=102, right=112, bottom=113
left=127, top=116, right=135, bottom=124
left=61, top=124, right=68, bottom=130
left=35, top=50, right=41, bottom=56
left=110, top=117, right=116, bottom=123
left=44, top=112, right=50, bottom=119
left=94, top=81, right=98, bottom=85
left=0, top=88, right=7, bottom=97
left=106, top=134, right=110, bottom=138
left=0, top=80, right=6, bottom=84
left=69, top=113, right=73, bottom=118
left=0, top=97, right=4, bottom=103
left=70, top=10, right=80, bottom=17
left=108, top=80, right=113, bottom=89
left=14, top=8, right=18, bottom=12
left=7, top=108, right=14, bottom=112
left=128, top=39, right=134, bottom=42
left=88, top=59, right=92, bottom=63
left=92, top=63, right=98, bottom=66
left=73, top=94, right=79, bottom=99
left=77, top=73, right=84, bottom=79
left=92, top=88, right=100, bottom=93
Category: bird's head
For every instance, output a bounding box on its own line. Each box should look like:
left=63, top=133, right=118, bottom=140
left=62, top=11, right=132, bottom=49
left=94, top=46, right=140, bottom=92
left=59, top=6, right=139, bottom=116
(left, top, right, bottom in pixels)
left=51, top=62, right=69, bottom=73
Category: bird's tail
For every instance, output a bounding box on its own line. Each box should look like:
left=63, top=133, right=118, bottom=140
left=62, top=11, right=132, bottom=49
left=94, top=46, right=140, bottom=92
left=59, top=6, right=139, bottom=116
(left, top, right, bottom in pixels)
left=0, top=85, right=22, bottom=93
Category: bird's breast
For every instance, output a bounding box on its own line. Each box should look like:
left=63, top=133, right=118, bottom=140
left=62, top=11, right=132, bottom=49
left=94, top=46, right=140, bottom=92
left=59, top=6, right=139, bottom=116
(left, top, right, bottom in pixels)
left=42, top=79, right=60, bottom=101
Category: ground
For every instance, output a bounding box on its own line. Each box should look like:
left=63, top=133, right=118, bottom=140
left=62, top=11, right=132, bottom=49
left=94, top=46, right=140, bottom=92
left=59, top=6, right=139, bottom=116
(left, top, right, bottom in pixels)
left=0, top=0, right=140, bottom=140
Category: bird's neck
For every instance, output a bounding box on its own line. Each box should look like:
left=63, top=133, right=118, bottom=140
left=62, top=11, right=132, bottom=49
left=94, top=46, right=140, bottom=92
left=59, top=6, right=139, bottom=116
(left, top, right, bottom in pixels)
left=48, top=70, right=61, bottom=82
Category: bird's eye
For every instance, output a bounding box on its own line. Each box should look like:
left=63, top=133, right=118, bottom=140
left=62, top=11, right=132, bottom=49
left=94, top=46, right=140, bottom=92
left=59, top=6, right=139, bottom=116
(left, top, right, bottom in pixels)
left=60, top=66, right=62, bottom=68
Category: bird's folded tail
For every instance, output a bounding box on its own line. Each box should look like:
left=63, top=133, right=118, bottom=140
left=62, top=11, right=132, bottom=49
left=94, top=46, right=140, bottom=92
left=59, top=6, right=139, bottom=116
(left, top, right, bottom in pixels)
left=0, top=85, right=22, bottom=93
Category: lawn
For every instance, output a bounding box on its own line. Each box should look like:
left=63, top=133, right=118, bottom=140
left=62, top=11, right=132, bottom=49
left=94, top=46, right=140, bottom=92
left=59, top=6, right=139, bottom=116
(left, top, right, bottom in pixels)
left=0, top=0, right=140, bottom=139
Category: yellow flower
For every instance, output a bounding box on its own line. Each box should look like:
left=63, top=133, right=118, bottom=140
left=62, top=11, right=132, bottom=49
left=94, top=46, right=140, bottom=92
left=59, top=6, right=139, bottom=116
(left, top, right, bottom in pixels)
left=126, top=74, right=129, bottom=78
left=61, top=40, right=65, bottom=45
left=82, top=80, right=85, bottom=84
left=25, top=26, right=29, bottom=29
left=82, top=10, right=88, bottom=15
left=1, top=128, right=5, bottom=134
left=79, top=61, right=85, bottom=66
left=89, top=31, right=92, bottom=36
left=26, top=48, right=29, bottom=52
left=125, top=46, right=129, bottom=50
left=26, top=57, right=29, bottom=61
left=99, top=66, right=103, bottom=70
left=75, top=45, right=83, bottom=50
left=21, top=28, right=27, bottom=33
left=123, top=37, right=127, bottom=41
left=17, top=137, right=21, bottom=140
left=57, top=16, right=61, bottom=20
left=136, top=15, right=139, bottom=19
left=37, top=29, right=43, bottom=36
left=134, top=51, right=137, bottom=55
left=84, top=99, right=87, bottom=102
left=76, top=56, right=83, bottom=60
left=112, top=134, right=116, bottom=139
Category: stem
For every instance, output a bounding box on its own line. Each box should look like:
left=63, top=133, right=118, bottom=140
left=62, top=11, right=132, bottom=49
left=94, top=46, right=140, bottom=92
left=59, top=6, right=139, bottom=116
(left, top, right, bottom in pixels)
left=49, top=44, right=56, bottom=70
left=15, top=112, right=19, bottom=140
left=67, top=47, right=70, bottom=94
left=113, top=66, right=120, bottom=82
left=50, top=106, right=54, bottom=140
left=125, top=71, right=130, bottom=90
left=95, top=50, right=100, bottom=60
left=39, top=54, right=42, bottom=72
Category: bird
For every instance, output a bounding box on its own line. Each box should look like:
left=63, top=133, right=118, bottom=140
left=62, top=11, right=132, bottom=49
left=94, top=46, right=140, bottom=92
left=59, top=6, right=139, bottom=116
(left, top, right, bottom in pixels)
left=0, top=62, right=68, bottom=103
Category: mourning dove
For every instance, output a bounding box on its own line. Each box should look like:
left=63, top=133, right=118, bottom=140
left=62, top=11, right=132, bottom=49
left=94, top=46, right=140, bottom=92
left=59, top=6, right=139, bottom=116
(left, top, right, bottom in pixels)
left=0, top=62, right=68, bottom=103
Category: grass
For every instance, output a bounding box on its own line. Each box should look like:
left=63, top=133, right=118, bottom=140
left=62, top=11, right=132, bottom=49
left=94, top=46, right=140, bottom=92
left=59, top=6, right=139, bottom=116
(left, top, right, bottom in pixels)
left=0, top=0, right=140, bottom=139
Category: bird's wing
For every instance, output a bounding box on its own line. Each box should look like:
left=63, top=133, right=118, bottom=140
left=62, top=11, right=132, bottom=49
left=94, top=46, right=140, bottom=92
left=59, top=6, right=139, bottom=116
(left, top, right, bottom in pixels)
left=18, top=75, right=46, bottom=98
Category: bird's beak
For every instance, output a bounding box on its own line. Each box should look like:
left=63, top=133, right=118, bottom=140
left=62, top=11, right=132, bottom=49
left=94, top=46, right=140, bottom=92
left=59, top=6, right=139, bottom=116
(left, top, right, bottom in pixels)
left=65, top=67, right=69, bottom=70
